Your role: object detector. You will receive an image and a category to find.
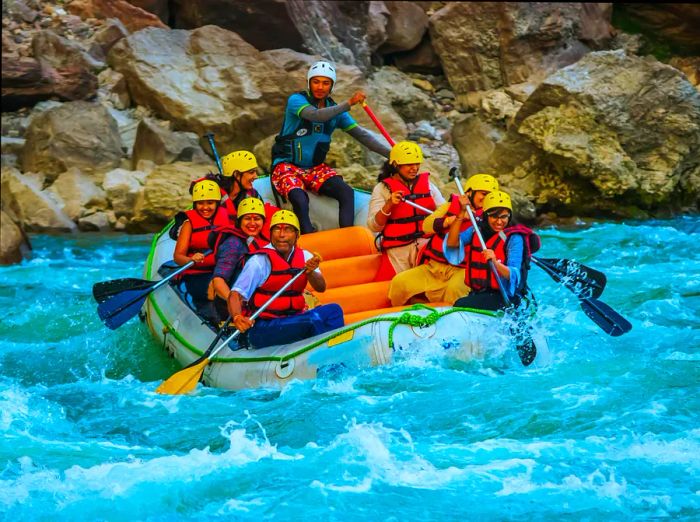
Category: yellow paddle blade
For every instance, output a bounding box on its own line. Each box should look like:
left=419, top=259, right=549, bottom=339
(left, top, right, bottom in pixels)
left=155, top=359, right=209, bottom=395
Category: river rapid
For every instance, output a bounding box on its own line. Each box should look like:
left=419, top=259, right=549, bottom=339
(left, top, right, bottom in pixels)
left=1, top=217, right=698, bottom=521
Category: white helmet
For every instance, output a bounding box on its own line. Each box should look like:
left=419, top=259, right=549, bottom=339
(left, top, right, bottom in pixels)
left=307, top=60, right=336, bottom=93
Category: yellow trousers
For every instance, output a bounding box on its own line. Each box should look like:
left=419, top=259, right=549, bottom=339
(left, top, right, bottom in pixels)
left=388, top=259, right=470, bottom=306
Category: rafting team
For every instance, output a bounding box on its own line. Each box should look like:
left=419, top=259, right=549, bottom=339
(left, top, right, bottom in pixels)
left=173, top=61, right=540, bottom=350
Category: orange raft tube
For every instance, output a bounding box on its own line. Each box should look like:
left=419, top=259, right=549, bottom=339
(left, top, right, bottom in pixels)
left=298, top=226, right=451, bottom=324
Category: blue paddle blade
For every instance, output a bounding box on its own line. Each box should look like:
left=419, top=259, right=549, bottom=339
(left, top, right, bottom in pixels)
left=93, top=278, right=154, bottom=303
left=97, top=288, right=149, bottom=330
left=533, top=257, right=607, bottom=299
left=580, top=297, right=632, bottom=337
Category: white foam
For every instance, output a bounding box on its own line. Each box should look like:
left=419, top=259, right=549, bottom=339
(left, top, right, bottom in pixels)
left=217, top=497, right=264, bottom=514
left=0, top=424, right=297, bottom=508
left=323, top=420, right=465, bottom=490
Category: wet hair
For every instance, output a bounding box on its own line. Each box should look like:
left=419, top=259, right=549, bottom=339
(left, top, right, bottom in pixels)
left=377, top=160, right=398, bottom=183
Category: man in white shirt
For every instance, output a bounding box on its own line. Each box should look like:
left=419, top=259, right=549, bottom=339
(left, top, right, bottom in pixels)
left=226, top=210, right=344, bottom=349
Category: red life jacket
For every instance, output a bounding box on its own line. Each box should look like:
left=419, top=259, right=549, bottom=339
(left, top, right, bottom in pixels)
left=417, top=204, right=483, bottom=267
left=380, top=172, right=436, bottom=249
left=182, top=206, right=229, bottom=275
left=248, top=246, right=308, bottom=319
left=464, top=223, right=538, bottom=294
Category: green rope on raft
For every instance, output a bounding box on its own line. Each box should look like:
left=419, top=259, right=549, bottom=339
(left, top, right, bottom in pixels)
left=387, top=304, right=458, bottom=350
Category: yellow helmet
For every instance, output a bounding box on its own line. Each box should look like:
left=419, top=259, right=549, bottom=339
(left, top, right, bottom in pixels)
left=464, top=173, right=499, bottom=193
left=389, top=141, right=423, bottom=165
left=237, top=197, right=265, bottom=218
left=269, top=209, right=300, bottom=232
left=221, top=150, right=258, bottom=177
left=482, top=190, right=512, bottom=213
left=192, top=180, right=221, bottom=202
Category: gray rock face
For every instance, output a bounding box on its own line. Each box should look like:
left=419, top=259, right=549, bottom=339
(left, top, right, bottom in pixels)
left=286, top=0, right=386, bottom=72
left=20, top=101, right=124, bottom=181
left=429, top=3, right=614, bottom=94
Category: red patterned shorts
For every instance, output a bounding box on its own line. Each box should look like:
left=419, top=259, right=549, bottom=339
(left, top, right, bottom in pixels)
left=271, top=162, right=339, bottom=199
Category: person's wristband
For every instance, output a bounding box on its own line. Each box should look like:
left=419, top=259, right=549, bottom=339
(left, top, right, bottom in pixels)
left=380, top=207, right=391, bottom=216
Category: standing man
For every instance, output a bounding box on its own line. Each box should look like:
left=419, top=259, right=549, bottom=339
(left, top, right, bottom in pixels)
left=271, top=60, right=391, bottom=233
left=227, top=210, right=344, bottom=349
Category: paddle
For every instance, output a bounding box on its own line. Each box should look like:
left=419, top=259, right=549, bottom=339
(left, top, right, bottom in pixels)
left=155, top=269, right=307, bottom=395
left=531, top=256, right=605, bottom=299
left=205, top=132, right=223, bottom=175
left=93, top=278, right=154, bottom=304
left=361, top=102, right=395, bottom=147
left=95, top=251, right=212, bottom=330
left=531, top=255, right=631, bottom=336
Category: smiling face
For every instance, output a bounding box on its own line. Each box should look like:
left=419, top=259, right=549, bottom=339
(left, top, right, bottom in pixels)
left=236, top=168, right=258, bottom=191
left=394, top=163, right=420, bottom=184
left=194, top=200, right=218, bottom=220
left=239, top=213, right=263, bottom=237
left=471, top=190, right=490, bottom=209
left=486, top=208, right=512, bottom=232
left=271, top=224, right=298, bottom=257
left=309, top=76, right=333, bottom=100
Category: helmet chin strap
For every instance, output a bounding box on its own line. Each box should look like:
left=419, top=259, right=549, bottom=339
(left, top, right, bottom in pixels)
left=397, top=171, right=416, bottom=185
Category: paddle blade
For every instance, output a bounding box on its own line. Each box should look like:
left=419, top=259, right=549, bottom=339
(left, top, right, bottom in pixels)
left=580, top=297, right=632, bottom=337
left=97, top=288, right=149, bottom=330
left=156, top=358, right=208, bottom=395
left=93, top=278, right=153, bottom=303
left=536, top=257, right=607, bottom=298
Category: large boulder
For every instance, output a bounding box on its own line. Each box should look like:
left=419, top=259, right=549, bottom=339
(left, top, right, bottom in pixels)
left=614, top=3, right=700, bottom=55
left=131, top=117, right=210, bottom=168
left=46, top=167, right=108, bottom=221
left=0, top=209, right=31, bottom=265
left=21, top=101, right=124, bottom=181
left=1, top=167, right=77, bottom=232
left=108, top=25, right=292, bottom=153
left=67, top=0, right=168, bottom=32
left=128, top=162, right=209, bottom=232
left=379, top=1, right=428, bottom=54
left=461, top=50, right=700, bottom=216
left=102, top=167, right=148, bottom=220
left=1, top=56, right=98, bottom=111
left=429, top=3, right=614, bottom=94
left=286, top=0, right=388, bottom=72
left=171, top=0, right=305, bottom=52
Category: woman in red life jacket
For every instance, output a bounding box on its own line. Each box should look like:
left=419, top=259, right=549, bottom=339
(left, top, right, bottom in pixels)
left=367, top=141, right=445, bottom=280
left=445, top=190, right=539, bottom=311
left=173, top=179, right=229, bottom=315
left=388, top=174, right=499, bottom=306
left=226, top=210, right=344, bottom=349
left=208, top=197, right=267, bottom=322
left=220, top=150, right=278, bottom=240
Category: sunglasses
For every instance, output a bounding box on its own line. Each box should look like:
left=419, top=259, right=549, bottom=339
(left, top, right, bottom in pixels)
left=488, top=212, right=511, bottom=221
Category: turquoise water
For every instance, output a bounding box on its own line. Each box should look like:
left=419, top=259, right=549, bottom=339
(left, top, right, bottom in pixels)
left=1, top=218, right=698, bottom=521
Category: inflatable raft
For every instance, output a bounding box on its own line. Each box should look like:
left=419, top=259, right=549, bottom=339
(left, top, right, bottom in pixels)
left=142, top=178, right=549, bottom=391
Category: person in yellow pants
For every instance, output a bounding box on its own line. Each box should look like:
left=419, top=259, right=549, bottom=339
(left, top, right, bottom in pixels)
left=387, top=174, right=499, bottom=306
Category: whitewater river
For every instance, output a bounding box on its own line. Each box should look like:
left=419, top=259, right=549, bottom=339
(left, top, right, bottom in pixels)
left=1, top=217, right=698, bottom=520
